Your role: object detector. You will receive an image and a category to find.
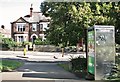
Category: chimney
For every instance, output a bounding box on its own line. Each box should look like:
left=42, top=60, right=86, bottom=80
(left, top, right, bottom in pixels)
left=1, top=25, right=5, bottom=29
left=30, top=4, right=33, bottom=17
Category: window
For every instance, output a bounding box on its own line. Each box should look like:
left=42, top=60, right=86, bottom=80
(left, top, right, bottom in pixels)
left=40, top=24, right=43, bottom=31
left=44, top=35, right=47, bottom=38
left=23, top=26, right=25, bottom=31
left=15, top=36, right=17, bottom=42
left=17, top=24, right=25, bottom=32
left=32, top=24, right=37, bottom=31
left=18, top=36, right=23, bottom=42
left=47, top=24, right=50, bottom=27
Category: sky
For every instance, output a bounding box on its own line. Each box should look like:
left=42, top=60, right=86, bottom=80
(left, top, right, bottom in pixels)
left=0, top=0, right=45, bottom=30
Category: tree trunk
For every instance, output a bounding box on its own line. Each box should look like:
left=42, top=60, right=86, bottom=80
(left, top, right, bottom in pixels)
left=84, top=28, right=88, bottom=70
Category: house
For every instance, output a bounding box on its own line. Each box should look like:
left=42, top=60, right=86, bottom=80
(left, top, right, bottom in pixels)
left=0, top=25, right=11, bottom=38
left=11, top=4, right=50, bottom=43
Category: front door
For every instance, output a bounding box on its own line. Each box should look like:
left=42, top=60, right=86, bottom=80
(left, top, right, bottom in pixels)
left=32, top=36, right=36, bottom=44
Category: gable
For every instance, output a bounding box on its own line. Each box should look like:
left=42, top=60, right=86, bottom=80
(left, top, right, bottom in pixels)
left=17, top=18, right=25, bottom=22
left=13, top=17, right=29, bottom=23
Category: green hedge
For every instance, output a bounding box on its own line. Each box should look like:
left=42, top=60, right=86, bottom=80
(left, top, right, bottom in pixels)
left=70, top=57, right=87, bottom=72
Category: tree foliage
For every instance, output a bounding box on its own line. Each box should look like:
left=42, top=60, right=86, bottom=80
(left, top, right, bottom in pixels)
left=0, top=33, right=16, bottom=48
left=40, top=2, right=120, bottom=46
left=34, top=38, right=50, bottom=45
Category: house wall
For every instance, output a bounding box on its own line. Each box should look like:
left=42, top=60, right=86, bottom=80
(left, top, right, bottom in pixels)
left=11, top=22, right=30, bottom=42
left=29, top=23, right=39, bottom=42
left=11, top=19, right=50, bottom=43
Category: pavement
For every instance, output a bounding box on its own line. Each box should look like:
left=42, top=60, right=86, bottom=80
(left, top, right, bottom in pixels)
left=0, top=51, right=86, bottom=62
left=0, top=51, right=90, bottom=82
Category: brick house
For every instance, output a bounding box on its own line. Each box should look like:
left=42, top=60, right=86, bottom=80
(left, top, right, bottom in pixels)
left=11, top=5, right=50, bottom=43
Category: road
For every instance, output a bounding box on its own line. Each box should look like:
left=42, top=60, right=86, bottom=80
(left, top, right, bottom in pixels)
left=0, top=51, right=86, bottom=62
left=2, top=62, right=80, bottom=80
left=0, top=51, right=88, bottom=82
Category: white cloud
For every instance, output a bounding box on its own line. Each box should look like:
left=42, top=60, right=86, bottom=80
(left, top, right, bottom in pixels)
left=0, top=0, right=44, bottom=30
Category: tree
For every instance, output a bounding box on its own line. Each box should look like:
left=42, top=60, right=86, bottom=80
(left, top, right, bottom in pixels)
left=112, top=2, right=120, bottom=44
left=41, top=2, right=120, bottom=46
left=41, top=2, right=85, bottom=47
left=89, top=2, right=120, bottom=44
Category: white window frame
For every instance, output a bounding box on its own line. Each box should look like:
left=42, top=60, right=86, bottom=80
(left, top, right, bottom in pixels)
left=40, top=24, right=43, bottom=31
left=39, top=22, right=48, bottom=31
left=16, top=23, right=26, bottom=32
left=32, top=24, right=37, bottom=31
left=18, top=36, right=24, bottom=42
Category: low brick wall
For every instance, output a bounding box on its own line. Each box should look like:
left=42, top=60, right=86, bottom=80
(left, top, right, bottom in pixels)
left=35, top=45, right=57, bottom=52
left=2, top=45, right=58, bottom=52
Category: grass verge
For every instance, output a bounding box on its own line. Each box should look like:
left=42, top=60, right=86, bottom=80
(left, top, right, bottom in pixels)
left=0, top=60, right=24, bottom=72
left=58, top=62, right=87, bottom=78
left=58, top=63, right=71, bottom=72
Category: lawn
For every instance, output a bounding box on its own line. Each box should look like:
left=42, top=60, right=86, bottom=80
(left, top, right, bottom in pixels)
left=58, top=62, right=71, bottom=71
left=0, top=60, right=23, bottom=72
left=58, top=62, right=87, bottom=78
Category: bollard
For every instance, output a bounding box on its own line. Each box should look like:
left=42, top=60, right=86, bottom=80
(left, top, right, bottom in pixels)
left=23, top=46, right=26, bottom=56
left=62, top=48, right=64, bottom=57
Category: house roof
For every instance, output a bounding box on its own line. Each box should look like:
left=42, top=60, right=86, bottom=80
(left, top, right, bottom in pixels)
left=11, top=12, right=50, bottom=23
left=11, top=5, right=51, bottom=24
left=11, top=17, right=29, bottom=23
left=23, top=12, right=50, bottom=23
left=0, top=28, right=11, bottom=35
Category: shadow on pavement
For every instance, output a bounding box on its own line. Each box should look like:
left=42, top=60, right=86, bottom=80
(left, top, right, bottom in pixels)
left=16, top=56, right=29, bottom=58
left=22, top=73, right=80, bottom=80
left=2, top=80, right=55, bottom=82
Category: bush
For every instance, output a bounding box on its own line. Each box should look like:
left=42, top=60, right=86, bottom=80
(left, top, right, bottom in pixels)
left=34, top=38, right=42, bottom=45
left=34, top=38, right=50, bottom=45
left=70, top=56, right=87, bottom=72
left=2, top=38, right=16, bottom=49
left=2, top=44, right=9, bottom=49
left=116, top=44, right=120, bottom=52
left=22, top=41, right=30, bottom=46
left=15, top=42, right=23, bottom=47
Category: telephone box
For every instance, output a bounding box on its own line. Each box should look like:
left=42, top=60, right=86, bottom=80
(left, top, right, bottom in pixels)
left=87, top=25, right=115, bottom=80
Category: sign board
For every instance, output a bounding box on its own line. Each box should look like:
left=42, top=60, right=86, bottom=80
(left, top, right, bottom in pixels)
left=88, top=31, right=95, bottom=75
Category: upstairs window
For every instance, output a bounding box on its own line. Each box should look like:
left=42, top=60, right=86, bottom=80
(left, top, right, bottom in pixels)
left=40, top=24, right=43, bottom=31
left=17, top=23, right=25, bottom=32
left=32, top=24, right=37, bottom=31
left=47, top=24, right=50, bottom=27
